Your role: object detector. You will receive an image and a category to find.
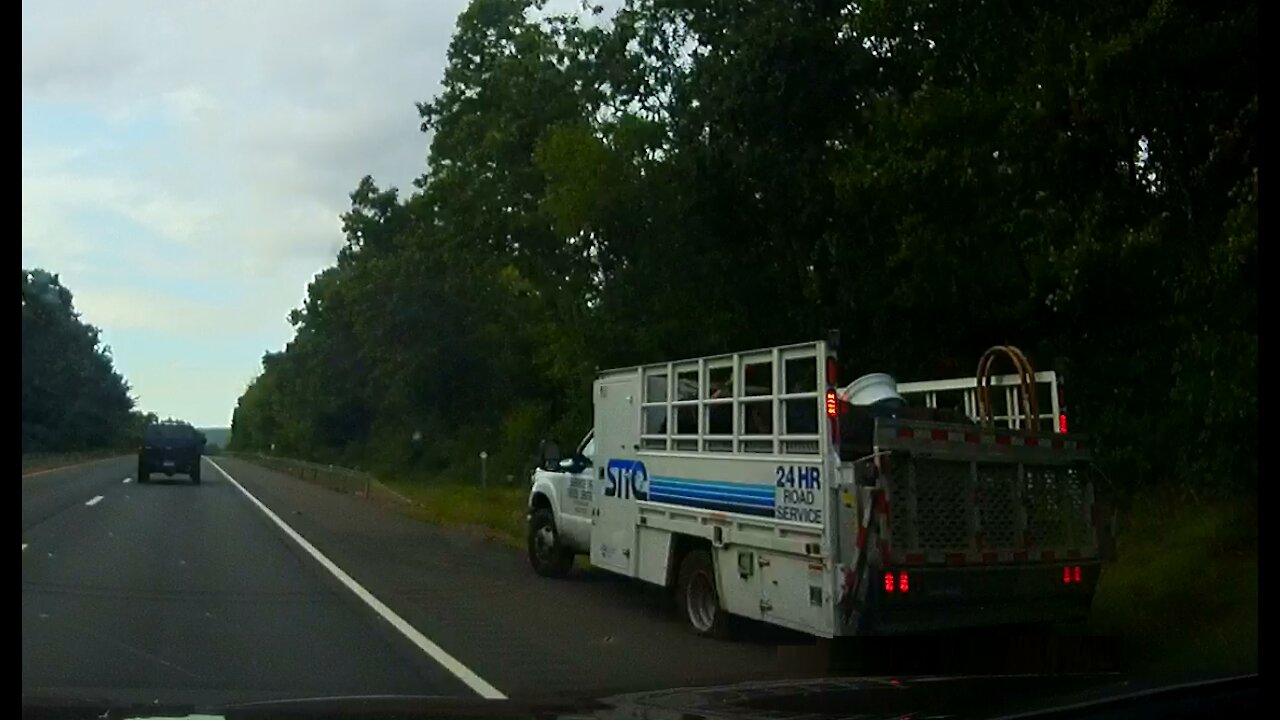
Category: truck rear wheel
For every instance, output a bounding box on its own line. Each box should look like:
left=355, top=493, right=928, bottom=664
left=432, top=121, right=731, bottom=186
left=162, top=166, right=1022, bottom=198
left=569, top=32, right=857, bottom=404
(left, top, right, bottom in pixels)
left=528, top=508, right=573, bottom=578
left=677, top=549, right=731, bottom=639
left=191, top=463, right=201, bottom=485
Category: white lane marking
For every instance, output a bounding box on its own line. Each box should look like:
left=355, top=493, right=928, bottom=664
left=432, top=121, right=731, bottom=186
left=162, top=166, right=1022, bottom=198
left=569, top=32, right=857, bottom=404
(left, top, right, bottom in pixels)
left=85, top=495, right=104, bottom=507
left=123, top=477, right=132, bottom=483
left=207, top=458, right=505, bottom=699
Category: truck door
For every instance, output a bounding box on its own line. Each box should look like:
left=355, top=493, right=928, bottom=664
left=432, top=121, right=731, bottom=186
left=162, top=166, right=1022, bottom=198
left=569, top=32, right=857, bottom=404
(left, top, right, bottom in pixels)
left=556, top=433, right=596, bottom=550
left=591, top=372, right=643, bottom=576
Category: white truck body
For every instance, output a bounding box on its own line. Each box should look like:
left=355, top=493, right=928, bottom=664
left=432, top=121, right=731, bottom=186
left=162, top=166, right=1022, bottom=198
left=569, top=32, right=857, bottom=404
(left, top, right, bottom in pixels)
left=527, top=339, right=1100, bottom=638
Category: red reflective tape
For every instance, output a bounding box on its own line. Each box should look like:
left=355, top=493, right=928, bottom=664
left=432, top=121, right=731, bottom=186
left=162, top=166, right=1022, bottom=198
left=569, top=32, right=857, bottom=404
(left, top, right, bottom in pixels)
left=1051, top=438, right=1064, bottom=449
left=897, top=427, right=914, bottom=439
left=995, top=435, right=1012, bottom=446
left=1041, top=550, right=1057, bottom=561
left=931, top=429, right=948, bottom=441
left=982, top=552, right=998, bottom=563
left=904, top=553, right=926, bottom=565
left=1013, top=550, right=1029, bottom=562
left=945, top=553, right=967, bottom=566
left=1025, top=436, right=1039, bottom=447
left=856, top=526, right=867, bottom=549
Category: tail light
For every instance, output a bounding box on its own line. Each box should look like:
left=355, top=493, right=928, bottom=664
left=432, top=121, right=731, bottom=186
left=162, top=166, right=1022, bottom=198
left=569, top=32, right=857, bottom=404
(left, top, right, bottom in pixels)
left=1057, top=384, right=1068, bottom=433
left=1063, top=565, right=1084, bottom=584
left=884, top=571, right=910, bottom=593
left=826, top=356, right=840, bottom=445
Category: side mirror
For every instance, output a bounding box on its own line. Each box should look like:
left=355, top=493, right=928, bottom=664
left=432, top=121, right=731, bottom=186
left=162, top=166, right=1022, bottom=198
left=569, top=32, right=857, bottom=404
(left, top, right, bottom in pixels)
left=557, top=457, right=576, bottom=471
left=539, top=439, right=561, bottom=469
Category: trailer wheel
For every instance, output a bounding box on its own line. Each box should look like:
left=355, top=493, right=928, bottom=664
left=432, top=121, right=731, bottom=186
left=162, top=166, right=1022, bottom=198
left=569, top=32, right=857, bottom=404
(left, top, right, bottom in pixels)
left=677, top=549, right=730, bottom=639
left=527, top=508, right=573, bottom=578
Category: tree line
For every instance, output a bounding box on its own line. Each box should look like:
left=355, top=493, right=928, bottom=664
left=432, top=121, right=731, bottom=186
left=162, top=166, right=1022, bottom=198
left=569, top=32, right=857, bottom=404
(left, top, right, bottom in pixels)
left=22, top=268, right=155, bottom=453
left=229, top=0, right=1256, bottom=498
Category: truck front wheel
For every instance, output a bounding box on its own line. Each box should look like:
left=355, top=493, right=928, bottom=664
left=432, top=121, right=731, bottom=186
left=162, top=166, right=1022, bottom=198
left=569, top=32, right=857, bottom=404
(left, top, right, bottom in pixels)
left=528, top=508, right=573, bottom=578
left=677, top=549, right=731, bottom=639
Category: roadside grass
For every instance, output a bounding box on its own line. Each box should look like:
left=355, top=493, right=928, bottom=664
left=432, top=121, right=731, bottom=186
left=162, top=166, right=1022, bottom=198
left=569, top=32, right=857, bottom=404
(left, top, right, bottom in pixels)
left=1088, top=490, right=1257, bottom=675
left=378, top=476, right=529, bottom=548
left=21, top=451, right=122, bottom=475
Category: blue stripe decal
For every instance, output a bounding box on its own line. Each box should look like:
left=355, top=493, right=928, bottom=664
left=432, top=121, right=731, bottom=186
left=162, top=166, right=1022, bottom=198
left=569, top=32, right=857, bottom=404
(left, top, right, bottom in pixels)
left=650, top=488, right=775, bottom=507
left=646, top=474, right=777, bottom=517
left=650, top=474, right=768, bottom=489
left=647, top=494, right=775, bottom=517
left=649, top=481, right=774, bottom=500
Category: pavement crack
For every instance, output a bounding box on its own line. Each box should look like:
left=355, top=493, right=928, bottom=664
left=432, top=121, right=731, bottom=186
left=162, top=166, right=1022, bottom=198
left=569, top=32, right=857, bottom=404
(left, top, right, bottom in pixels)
left=55, top=616, right=208, bottom=682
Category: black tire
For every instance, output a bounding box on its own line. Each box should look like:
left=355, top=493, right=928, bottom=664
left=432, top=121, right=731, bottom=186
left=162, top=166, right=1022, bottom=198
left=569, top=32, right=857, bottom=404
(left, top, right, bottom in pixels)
left=191, top=464, right=202, bottom=485
left=137, top=465, right=149, bottom=484
left=676, top=549, right=731, bottom=639
left=527, top=508, right=573, bottom=578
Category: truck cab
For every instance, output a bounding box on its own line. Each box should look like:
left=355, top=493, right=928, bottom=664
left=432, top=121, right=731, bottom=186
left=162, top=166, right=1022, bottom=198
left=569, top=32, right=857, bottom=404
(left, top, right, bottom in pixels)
left=526, top=430, right=595, bottom=576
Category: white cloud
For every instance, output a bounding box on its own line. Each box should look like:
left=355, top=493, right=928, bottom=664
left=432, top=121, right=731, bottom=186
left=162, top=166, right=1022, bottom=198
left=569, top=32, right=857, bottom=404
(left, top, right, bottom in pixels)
left=77, top=289, right=234, bottom=338
left=22, top=0, right=477, bottom=424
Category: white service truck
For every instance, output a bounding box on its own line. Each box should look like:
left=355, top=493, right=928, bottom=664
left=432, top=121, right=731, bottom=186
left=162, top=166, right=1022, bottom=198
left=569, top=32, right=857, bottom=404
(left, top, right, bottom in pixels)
left=526, top=336, right=1103, bottom=638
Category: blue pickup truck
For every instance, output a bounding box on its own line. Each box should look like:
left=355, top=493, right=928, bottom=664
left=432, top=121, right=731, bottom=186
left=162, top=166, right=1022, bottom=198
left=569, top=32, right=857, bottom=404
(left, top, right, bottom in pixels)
left=138, top=421, right=205, bottom=485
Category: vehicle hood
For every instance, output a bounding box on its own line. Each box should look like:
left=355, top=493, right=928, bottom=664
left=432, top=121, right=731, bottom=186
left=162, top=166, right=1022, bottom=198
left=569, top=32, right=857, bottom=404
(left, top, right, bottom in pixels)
left=20, top=672, right=1256, bottom=719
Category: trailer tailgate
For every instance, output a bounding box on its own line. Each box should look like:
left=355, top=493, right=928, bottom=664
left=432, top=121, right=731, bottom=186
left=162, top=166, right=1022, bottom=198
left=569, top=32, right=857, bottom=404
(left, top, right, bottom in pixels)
left=872, top=418, right=1099, bottom=566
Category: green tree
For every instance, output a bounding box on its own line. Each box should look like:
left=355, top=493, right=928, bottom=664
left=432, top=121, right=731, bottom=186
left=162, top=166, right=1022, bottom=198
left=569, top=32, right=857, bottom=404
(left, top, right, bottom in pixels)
left=22, top=268, right=139, bottom=452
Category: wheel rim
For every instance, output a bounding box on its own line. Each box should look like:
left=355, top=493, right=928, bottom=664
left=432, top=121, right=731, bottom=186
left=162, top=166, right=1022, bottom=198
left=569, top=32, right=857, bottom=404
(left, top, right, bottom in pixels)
left=686, top=569, right=718, bottom=632
left=534, top=524, right=556, bottom=564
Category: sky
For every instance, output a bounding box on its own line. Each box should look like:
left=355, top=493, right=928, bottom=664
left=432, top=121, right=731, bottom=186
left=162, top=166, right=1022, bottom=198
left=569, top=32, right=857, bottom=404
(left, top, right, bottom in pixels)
left=21, top=0, right=506, bottom=428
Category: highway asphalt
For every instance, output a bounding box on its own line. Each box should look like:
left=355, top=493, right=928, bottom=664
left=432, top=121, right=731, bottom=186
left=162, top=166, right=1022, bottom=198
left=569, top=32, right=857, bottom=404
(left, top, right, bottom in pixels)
left=23, top=454, right=1116, bottom=708
left=21, top=455, right=805, bottom=707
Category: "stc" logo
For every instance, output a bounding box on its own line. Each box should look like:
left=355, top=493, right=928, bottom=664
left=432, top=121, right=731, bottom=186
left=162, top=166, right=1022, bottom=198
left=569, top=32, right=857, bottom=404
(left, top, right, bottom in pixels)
left=604, top=459, right=648, bottom=501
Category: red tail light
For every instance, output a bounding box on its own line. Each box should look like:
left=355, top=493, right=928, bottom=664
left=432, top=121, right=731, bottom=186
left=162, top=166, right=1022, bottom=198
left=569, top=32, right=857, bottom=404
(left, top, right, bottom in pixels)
left=1056, top=384, right=1068, bottom=433
left=1073, top=566, right=1082, bottom=583
left=826, top=357, right=841, bottom=446
left=884, top=571, right=910, bottom=593
left=1062, top=567, right=1072, bottom=584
